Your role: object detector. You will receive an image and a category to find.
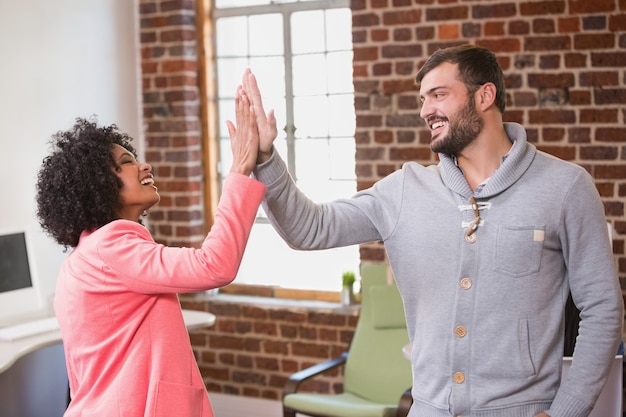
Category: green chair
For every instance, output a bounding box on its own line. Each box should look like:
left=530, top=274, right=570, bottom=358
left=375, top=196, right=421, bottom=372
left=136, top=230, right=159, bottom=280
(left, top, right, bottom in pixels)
left=282, top=263, right=412, bottom=417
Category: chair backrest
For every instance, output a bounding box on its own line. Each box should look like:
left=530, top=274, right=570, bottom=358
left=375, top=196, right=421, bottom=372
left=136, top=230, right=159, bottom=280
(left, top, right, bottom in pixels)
left=561, top=355, right=623, bottom=417
left=343, top=263, right=412, bottom=404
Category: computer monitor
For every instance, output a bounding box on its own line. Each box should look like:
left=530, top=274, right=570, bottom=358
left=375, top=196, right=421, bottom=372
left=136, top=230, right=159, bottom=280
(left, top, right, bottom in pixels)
left=0, top=229, right=44, bottom=324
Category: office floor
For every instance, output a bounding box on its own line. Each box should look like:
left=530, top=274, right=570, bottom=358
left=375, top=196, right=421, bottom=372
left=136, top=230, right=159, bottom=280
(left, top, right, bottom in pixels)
left=210, top=393, right=282, bottom=417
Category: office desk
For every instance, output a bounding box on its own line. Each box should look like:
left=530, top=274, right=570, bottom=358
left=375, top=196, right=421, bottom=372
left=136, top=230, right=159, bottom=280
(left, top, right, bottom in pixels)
left=0, top=309, right=216, bottom=373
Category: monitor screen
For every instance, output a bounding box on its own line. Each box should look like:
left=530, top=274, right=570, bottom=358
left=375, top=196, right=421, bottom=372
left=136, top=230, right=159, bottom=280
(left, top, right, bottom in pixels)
left=0, top=229, right=44, bottom=324
left=0, top=233, right=33, bottom=293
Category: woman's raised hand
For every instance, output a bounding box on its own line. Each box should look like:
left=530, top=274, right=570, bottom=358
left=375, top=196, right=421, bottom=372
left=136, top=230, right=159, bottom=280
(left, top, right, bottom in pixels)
left=225, top=86, right=259, bottom=176
left=241, top=68, right=278, bottom=163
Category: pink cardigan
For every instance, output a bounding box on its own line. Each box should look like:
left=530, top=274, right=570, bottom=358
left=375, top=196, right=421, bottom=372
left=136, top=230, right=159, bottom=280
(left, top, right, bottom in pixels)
left=54, top=173, right=265, bottom=417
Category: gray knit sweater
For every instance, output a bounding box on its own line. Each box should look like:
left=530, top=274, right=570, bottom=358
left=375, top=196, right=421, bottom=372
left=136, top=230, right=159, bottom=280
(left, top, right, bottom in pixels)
left=254, top=122, right=623, bottom=417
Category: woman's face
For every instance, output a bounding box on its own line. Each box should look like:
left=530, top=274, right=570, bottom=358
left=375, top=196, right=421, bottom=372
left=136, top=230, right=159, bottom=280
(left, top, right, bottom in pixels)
left=112, top=144, right=160, bottom=221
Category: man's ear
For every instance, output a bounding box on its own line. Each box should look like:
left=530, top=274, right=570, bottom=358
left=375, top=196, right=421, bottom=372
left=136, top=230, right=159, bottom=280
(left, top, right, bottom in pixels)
left=477, top=82, right=497, bottom=111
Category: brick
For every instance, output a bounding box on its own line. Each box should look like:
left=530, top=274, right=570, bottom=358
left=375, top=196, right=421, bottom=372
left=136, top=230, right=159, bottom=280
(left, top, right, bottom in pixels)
left=268, top=309, right=307, bottom=323
left=528, top=73, right=575, bottom=88
left=484, top=21, right=506, bottom=36
left=381, top=44, right=422, bottom=58
left=595, top=128, right=626, bottom=142
left=579, top=71, right=620, bottom=87
left=356, top=115, right=384, bottom=128
left=292, top=342, right=329, bottom=358
left=574, top=34, right=615, bottom=50
left=439, top=23, right=460, bottom=39
left=473, top=3, right=517, bottom=18
left=594, top=165, right=626, bottom=179
left=539, top=54, right=560, bottom=69
left=389, top=147, right=432, bottom=161
left=353, top=46, right=379, bottom=62
left=371, top=28, right=390, bottom=42
left=594, top=88, right=626, bottom=105
left=525, top=36, right=571, bottom=51
left=426, top=6, right=469, bottom=21
left=352, top=12, right=380, bottom=28
left=609, top=14, right=626, bottom=31
left=520, top=1, right=565, bottom=15
left=591, top=52, right=626, bottom=67
left=375, top=130, right=394, bottom=144
left=392, top=28, right=412, bottom=41
left=580, top=109, right=618, bottom=123
left=564, top=52, right=587, bottom=68
left=509, top=20, right=530, bottom=35
left=300, top=326, right=318, bottom=340
left=542, top=127, right=565, bottom=142
left=533, top=18, right=556, bottom=34
left=513, top=92, right=537, bottom=107
left=570, top=0, right=616, bottom=13
left=528, top=109, right=576, bottom=124
left=416, top=26, right=436, bottom=40
left=604, top=201, right=624, bottom=217
left=568, top=90, right=592, bottom=105
left=582, top=15, right=607, bottom=30
left=558, top=17, right=580, bottom=33
left=580, top=146, right=619, bottom=160
left=383, top=9, right=422, bottom=25
left=255, top=356, right=279, bottom=371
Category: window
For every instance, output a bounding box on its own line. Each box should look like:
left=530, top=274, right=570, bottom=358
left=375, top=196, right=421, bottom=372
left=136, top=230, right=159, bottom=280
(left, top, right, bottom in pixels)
left=212, top=0, right=358, bottom=296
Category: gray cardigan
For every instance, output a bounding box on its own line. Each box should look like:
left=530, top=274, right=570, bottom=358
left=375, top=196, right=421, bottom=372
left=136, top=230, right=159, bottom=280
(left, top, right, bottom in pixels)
left=254, top=122, right=623, bottom=417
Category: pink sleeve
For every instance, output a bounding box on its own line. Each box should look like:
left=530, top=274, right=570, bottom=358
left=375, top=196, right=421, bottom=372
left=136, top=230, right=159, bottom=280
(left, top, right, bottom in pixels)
left=98, top=173, right=265, bottom=293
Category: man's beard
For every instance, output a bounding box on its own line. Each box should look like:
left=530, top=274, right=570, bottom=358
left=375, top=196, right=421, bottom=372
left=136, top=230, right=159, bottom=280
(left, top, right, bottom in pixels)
left=431, top=96, right=483, bottom=156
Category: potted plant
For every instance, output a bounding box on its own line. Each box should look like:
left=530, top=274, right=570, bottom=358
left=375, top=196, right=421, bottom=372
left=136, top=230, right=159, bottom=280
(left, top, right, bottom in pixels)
left=341, top=271, right=357, bottom=306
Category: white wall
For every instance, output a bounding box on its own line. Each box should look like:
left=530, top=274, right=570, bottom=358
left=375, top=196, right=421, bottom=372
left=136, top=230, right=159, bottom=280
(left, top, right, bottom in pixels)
left=0, top=0, right=142, bottom=312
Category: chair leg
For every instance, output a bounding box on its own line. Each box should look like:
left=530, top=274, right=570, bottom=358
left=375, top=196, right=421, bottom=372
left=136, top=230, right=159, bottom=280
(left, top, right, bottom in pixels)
left=283, top=406, right=297, bottom=417
left=397, top=387, right=412, bottom=417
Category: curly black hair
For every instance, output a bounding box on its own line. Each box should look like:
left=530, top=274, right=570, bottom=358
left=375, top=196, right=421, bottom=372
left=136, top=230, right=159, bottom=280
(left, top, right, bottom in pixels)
left=36, top=117, right=138, bottom=249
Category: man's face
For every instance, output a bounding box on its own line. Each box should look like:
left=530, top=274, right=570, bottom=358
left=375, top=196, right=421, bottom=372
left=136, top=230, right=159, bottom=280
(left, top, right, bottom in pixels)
left=419, top=62, right=483, bottom=155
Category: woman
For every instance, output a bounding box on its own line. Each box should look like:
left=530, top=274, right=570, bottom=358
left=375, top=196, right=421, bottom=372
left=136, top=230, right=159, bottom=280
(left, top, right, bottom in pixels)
left=35, top=89, right=263, bottom=417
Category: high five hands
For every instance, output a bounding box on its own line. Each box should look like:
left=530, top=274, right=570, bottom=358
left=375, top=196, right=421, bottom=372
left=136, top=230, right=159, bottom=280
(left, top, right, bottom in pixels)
left=225, top=68, right=278, bottom=173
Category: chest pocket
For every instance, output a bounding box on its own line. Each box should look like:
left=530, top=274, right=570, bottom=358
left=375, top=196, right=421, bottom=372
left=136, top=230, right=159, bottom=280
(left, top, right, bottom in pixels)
left=494, top=225, right=545, bottom=277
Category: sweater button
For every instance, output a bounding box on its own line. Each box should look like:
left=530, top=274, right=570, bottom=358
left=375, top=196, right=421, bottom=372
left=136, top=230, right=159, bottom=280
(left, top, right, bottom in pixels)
left=460, top=277, right=472, bottom=289
left=454, top=325, right=467, bottom=338
left=453, top=372, right=465, bottom=384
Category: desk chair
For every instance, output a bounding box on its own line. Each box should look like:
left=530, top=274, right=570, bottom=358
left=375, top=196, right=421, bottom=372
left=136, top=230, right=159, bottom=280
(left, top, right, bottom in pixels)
left=282, top=263, right=412, bottom=417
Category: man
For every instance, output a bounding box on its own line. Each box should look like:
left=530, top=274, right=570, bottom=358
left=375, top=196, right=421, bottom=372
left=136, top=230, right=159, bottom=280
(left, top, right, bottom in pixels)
left=243, top=44, right=623, bottom=417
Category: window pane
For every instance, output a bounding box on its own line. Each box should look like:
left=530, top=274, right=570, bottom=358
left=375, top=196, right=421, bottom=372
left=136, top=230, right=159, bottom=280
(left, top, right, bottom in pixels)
left=325, top=9, right=352, bottom=51
left=217, top=57, right=249, bottom=97
left=236, top=224, right=360, bottom=292
left=328, top=94, right=355, bottom=137
left=293, top=54, right=327, bottom=96
left=216, top=17, right=247, bottom=57
left=296, top=138, right=330, bottom=180
left=327, top=51, right=353, bottom=94
left=294, top=95, right=328, bottom=138
left=329, top=137, right=356, bottom=180
left=249, top=14, right=283, bottom=56
left=292, top=11, right=325, bottom=54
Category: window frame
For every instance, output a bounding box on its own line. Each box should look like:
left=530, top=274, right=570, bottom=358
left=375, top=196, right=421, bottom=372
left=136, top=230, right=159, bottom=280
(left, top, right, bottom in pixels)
left=199, top=0, right=356, bottom=301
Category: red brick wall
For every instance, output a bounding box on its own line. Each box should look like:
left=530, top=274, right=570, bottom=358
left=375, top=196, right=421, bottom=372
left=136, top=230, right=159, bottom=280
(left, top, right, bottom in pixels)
left=139, top=0, right=626, bottom=401
left=140, top=0, right=205, bottom=248
left=181, top=294, right=358, bottom=400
